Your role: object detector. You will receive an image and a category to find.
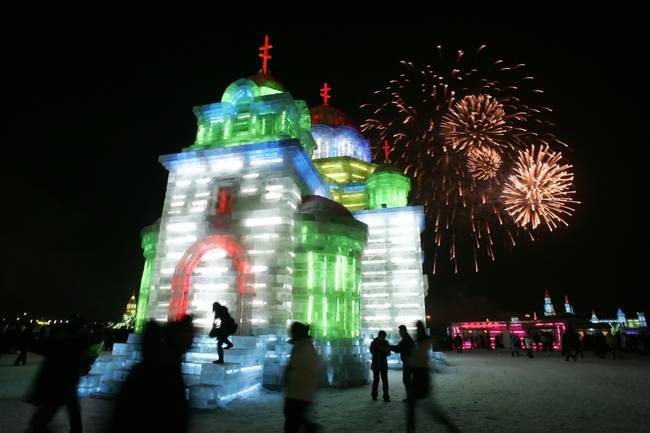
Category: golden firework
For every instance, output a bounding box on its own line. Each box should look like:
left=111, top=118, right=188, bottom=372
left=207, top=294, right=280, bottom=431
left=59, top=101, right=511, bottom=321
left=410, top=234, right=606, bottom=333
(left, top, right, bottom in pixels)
left=467, top=146, right=503, bottom=180
left=442, top=95, right=510, bottom=153
left=503, top=145, right=578, bottom=230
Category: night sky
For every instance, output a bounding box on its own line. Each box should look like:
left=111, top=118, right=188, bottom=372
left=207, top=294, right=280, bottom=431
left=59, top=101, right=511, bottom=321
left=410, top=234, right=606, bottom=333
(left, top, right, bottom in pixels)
left=2, top=8, right=644, bottom=327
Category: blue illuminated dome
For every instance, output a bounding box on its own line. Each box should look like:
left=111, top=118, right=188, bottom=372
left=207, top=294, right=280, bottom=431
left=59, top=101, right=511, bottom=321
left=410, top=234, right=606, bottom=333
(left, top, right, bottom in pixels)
left=311, top=124, right=372, bottom=162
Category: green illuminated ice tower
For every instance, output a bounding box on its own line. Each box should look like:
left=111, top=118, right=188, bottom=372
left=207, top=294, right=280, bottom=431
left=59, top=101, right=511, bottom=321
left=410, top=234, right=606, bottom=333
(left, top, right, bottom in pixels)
left=292, top=195, right=370, bottom=385
left=134, top=222, right=160, bottom=332
left=292, top=196, right=367, bottom=339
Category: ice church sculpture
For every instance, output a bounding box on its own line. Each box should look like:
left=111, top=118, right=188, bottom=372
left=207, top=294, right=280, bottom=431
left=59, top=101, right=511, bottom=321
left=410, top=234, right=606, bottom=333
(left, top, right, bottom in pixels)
left=80, top=38, right=427, bottom=408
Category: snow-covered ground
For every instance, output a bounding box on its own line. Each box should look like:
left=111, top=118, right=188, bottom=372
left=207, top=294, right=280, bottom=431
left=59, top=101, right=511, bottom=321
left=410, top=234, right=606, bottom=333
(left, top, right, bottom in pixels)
left=2, top=350, right=649, bottom=433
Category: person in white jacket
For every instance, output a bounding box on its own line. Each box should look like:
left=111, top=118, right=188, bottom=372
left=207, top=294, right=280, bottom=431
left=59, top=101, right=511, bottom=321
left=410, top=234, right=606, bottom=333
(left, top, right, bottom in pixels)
left=283, top=322, right=321, bottom=433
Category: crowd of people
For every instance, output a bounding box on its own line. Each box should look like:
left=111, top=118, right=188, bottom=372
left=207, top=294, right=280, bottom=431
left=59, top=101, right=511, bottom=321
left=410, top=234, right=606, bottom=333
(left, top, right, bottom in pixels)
left=5, top=307, right=649, bottom=433
left=0, top=315, right=104, bottom=433
left=1, top=319, right=128, bottom=366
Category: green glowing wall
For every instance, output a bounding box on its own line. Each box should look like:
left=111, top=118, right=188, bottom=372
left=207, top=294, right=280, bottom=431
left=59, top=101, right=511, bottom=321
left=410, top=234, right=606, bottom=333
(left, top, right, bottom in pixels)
left=134, top=223, right=159, bottom=333
left=292, top=215, right=367, bottom=339
left=188, top=79, right=316, bottom=155
left=367, top=169, right=411, bottom=209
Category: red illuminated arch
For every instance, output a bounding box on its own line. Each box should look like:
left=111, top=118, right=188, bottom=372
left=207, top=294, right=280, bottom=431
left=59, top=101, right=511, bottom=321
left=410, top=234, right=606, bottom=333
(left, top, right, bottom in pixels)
left=167, top=235, right=254, bottom=329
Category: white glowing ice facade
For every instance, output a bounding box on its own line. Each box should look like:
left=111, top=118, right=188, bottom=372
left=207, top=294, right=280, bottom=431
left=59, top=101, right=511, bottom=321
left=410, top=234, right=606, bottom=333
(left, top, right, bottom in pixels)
left=82, top=139, right=329, bottom=407
left=147, top=140, right=328, bottom=336
left=354, top=208, right=426, bottom=337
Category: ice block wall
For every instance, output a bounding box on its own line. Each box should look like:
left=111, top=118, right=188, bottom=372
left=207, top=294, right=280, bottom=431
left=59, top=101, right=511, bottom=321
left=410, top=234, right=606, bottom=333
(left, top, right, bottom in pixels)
left=145, top=140, right=328, bottom=335
left=354, top=207, right=426, bottom=336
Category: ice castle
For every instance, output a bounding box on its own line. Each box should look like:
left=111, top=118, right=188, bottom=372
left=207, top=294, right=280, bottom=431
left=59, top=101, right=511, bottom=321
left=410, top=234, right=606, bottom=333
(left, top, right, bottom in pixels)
left=80, top=38, right=427, bottom=408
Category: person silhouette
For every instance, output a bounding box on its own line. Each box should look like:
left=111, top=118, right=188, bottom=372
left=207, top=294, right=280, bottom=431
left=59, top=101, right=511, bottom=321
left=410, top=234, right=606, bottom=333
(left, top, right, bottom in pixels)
left=110, top=315, right=194, bottom=433
left=391, top=324, right=415, bottom=399
left=370, top=330, right=391, bottom=402
left=210, top=302, right=237, bottom=364
left=283, top=322, right=320, bottom=433
left=453, top=334, right=463, bottom=353
left=25, top=315, right=91, bottom=433
left=406, top=321, right=460, bottom=433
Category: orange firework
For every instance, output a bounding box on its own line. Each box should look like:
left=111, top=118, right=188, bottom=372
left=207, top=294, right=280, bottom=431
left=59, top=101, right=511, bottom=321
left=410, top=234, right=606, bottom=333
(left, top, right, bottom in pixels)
left=361, top=45, right=573, bottom=274
left=441, top=95, right=511, bottom=153
left=467, top=146, right=503, bottom=180
left=502, top=145, right=578, bottom=230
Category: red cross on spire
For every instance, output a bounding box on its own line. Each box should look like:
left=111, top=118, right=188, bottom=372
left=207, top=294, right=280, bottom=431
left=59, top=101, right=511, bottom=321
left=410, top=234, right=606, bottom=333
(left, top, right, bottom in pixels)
left=320, top=82, right=332, bottom=106
left=383, top=140, right=391, bottom=162
left=258, top=35, right=273, bottom=75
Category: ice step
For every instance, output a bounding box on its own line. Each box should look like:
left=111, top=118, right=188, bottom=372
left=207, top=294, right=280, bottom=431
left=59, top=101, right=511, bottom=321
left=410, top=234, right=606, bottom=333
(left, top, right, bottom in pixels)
left=191, top=335, right=264, bottom=352
left=184, top=348, right=264, bottom=364
left=199, top=362, right=240, bottom=385
left=80, top=333, right=268, bottom=409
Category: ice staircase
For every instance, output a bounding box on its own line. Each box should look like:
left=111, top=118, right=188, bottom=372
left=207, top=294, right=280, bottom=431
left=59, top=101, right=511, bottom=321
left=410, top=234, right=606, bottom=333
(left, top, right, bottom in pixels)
left=79, top=334, right=266, bottom=409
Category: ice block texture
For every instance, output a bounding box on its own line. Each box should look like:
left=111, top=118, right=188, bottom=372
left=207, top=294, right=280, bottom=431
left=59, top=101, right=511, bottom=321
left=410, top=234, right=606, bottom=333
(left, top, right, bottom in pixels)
left=354, top=207, right=426, bottom=338
left=292, top=196, right=367, bottom=340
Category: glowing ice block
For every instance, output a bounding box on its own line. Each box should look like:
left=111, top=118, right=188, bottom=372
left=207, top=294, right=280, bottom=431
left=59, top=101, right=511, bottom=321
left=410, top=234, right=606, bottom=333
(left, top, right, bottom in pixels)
left=292, top=196, right=367, bottom=340
left=354, top=207, right=426, bottom=337
left=145, top=140, right=329, bottom=336
left=312, top=156, right=376, bottom=185
left=189, top=79, right=316, bottom=156
left=366, top=165, right=410, bottom=209
left=134, top=223, right=159, bottom=332
left=311, top=124, right=372, bottom=162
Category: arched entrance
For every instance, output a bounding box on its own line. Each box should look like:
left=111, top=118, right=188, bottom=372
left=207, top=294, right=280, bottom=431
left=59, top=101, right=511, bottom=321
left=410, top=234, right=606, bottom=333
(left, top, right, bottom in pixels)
left=167, top=234, right=255, bottom=334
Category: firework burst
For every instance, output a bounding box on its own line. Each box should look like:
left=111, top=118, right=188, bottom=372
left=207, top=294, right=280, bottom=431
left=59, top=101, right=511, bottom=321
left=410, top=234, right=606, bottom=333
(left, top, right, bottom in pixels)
left=467, top=146, right=503, bottom=180
left=361, top=45, right=572, bottom=273
left=441, top=94, right=510, bottom=153
left=502, top=145, right=578, bottom=231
